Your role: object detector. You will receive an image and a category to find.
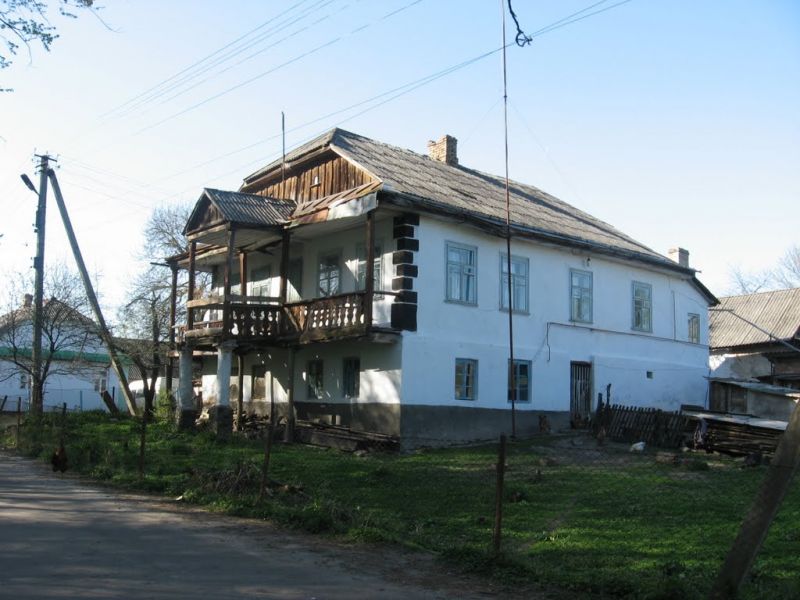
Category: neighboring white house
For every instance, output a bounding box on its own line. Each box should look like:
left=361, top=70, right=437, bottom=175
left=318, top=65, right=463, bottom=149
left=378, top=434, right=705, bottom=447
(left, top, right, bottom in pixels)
left=171, top=129, right=717, bottom=446
left=0, top=296, right=122, bottom=412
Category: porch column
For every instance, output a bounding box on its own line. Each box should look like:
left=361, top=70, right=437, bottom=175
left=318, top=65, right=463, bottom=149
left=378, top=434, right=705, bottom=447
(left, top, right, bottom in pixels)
left=278, top=229, right=290, bottom=304
left=222, top=228, right=236, bottom=335
left=210, top=341, right=236, bottom=439
left=364, top=210, right=375, bottom=328
left=176, top=347, right=196, bottom=430
left=239, top=250, right=248, bottom=298
left=187, top=241, right=196, bottom=330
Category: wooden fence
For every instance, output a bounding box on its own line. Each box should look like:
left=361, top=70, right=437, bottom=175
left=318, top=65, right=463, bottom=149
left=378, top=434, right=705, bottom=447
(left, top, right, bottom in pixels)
left=594, top=402, right=691, bottom=449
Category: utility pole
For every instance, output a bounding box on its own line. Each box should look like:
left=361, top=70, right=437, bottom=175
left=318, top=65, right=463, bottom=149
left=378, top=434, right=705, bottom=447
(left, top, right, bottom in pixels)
left=47, top=169, right=138, bottom=416
left=30, top=154, right=53, bottom=415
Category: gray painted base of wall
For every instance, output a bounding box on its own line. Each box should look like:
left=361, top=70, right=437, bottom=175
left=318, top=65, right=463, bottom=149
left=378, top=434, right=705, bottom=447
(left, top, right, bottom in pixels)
left=238, top=399, right=566, bottom=449
left=207, top=405, right=233, bottom=440
left=400, top=405, right=570, bottom=449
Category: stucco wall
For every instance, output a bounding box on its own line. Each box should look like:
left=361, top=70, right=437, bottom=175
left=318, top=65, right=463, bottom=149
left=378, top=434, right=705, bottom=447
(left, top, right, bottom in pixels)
left=401, top=216, right=710, bottom=415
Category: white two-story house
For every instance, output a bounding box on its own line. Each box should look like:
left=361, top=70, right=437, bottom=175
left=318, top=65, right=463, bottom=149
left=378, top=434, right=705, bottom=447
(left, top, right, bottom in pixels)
left=170, top=128, right=716, bottom=446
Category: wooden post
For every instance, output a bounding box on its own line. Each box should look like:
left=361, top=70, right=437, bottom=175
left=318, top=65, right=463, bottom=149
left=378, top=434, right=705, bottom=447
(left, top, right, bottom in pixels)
left=166, top=262, right=178, bottom=397
left=0, top=395, right=7, bottom=412
left=278, top=229, right=290, bottom=304
left=16, top=398, right=21, bottom=448
left=259, top=373, right=276, bottom=502
left=364, top=211, right=375, bottom=329
left=709, top=401, right=800, bottom=599
left=284, top=348, right=296, bottom=443
left=138, top=412, right=147, bottom=481
left=236, top=352, right=245, bottom=431
left=222, top=228, right=236, bottom=334
left=492, top=434, right=507, bottom=555
left=187, top=241, right=196, bottom=330
left=47, top=170, right=137, bottom=416
left=239, top=251, right=248, bottom=298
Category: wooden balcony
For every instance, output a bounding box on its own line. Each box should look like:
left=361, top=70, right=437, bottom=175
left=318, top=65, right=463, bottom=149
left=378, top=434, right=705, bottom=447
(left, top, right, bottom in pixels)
left=179, top=292, right=386, bottom=346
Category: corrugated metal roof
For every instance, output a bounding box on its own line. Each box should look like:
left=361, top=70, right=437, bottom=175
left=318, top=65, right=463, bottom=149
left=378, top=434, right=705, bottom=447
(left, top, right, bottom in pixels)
left=204, top=188, right=294, bottom=226
left=244, top=129, right=684, bottom=269
left=710, top=287, right=800, bottom=349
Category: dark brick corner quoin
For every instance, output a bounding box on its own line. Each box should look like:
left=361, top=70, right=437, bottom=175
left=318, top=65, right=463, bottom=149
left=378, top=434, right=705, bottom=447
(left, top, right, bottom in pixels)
left=391, top=213, right=419, bottom=331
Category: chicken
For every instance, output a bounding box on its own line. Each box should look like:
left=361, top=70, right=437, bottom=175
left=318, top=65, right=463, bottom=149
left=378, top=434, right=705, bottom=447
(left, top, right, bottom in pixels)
left=51, top=442, right=68, bottom=473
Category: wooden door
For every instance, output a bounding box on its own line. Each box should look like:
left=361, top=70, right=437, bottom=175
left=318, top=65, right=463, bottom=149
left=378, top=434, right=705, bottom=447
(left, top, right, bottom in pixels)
left=570, top=362, right=592, bottom=419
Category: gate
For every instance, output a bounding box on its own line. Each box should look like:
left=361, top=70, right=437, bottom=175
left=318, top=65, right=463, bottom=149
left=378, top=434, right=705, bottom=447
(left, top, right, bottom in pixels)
left=570, top=362, right=592, bottom=419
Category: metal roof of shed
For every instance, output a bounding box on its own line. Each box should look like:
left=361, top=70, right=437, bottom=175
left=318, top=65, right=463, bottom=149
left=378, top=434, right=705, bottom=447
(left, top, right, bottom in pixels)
left=710, top=287, right=800, bottom=349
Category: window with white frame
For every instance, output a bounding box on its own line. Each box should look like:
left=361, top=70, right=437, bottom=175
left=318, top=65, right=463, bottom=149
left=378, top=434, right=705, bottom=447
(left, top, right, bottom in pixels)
left=250, top=266, right=272, bottom=297
left=500, top=254, right=529, bottom=313
left=688, top=313, right=700, bottom=344
left=19, top=373, right=28, bottom=389
left=307, top=359, right=324, bottom=399
left=343, top=357, right=360, bottom=398
left=446, top=243, right=477, bottom=304
left=508, top=359, right=531, bottom=403
left=355, top=243, right=382, bottom=291
left=632, top=281, right=653, bottom=332
left=318, top=252, right=341, bottom=297
left=570, top=269, right=593, bottom=323
left=454, top=358, right=477, bottom=400
left=94, top=372, right=107, bottom=394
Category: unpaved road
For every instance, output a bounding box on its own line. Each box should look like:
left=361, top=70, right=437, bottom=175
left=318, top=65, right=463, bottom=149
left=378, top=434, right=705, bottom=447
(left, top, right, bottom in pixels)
left=0, top=453, right=536, bottom=600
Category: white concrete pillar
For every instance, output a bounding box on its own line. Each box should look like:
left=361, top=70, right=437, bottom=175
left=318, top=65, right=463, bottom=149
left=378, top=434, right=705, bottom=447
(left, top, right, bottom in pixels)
left=215, top=342, right=236, bottom=407
left=178, top=348, right=194, bottom=409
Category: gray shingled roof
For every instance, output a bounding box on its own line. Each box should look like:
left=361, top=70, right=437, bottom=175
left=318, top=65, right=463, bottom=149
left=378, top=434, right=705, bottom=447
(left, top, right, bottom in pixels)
left=203, top=188, right=294, bottom=227
left=710, top=287, right=800, bottom=349
left=245, top=129, right=678, bottom=268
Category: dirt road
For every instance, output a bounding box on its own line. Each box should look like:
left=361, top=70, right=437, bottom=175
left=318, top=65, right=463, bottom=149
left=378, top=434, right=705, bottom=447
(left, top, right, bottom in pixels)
left=0, top=453, right=507, bottom=600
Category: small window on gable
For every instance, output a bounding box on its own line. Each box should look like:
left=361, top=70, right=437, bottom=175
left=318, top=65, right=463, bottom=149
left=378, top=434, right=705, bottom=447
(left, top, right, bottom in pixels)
left=632, top=281, right=652, bottom=332
left=446, top=242, right=477, bottom=305
left=688, top=313, right=700, bottom=344
left=343, top=357, right=360, bottom=398
left=455, top=358, right=477, bottom=400
left=501, top=254, right=529, bottom=313
left=570, top=269, right=593, bottom=323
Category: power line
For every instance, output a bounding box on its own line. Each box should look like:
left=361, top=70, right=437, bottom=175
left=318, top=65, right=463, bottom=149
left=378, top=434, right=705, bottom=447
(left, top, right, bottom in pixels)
left=40, top=0, right=638, bottom=235
left=131, top=0, right=426, bottom=136
left=100, top=0, right=317, bottom=119
left=113, top=0, right=341, bottom=119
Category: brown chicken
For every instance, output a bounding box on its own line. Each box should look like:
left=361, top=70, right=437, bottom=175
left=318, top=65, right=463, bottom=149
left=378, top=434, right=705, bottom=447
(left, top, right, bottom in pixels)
left=51, top=442, right=68, bottom=473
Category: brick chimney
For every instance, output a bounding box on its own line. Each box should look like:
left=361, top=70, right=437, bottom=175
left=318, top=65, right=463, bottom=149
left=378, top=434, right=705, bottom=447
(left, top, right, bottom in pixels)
left=427, top=135, right=458, bottom=166
left=23, top=293, right=33, bottom=308
left=668, top=247, right=690, bottom=268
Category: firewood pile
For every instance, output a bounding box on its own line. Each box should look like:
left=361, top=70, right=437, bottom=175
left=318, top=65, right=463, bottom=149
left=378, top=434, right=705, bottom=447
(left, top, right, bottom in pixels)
left=689, top=415, right=783, bottom=458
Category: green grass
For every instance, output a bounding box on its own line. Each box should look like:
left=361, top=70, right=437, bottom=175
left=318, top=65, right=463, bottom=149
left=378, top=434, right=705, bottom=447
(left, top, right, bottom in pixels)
left=4, top=411, right=799, bottom=599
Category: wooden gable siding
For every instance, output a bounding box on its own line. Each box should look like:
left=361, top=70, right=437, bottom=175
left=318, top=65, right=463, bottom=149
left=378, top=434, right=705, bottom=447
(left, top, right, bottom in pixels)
left=247, top=154, right=375, bottom=204
left=187, top=197, right=224, bottom=233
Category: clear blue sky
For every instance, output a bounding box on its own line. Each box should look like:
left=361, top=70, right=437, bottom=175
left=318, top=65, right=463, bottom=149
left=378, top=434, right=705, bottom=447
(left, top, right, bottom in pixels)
left=1, top=0, right=798, bottom=315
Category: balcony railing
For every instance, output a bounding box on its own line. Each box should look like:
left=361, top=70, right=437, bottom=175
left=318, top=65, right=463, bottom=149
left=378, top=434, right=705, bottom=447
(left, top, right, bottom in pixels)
left=180, top=292, right=377, bottom=344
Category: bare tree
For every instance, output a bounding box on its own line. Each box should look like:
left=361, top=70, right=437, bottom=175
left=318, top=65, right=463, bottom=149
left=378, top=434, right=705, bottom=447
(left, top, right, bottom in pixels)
left=115, top=201, right=199, bottom=418
left=0, top=263, right=99, bottom=413
left=774, top=244, right=800, bottom=289
left=115, top=270, right=171, bottom=419
left=727, top=264, right=773, bottom=296
left=1, top=0, right=100, bottom=91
